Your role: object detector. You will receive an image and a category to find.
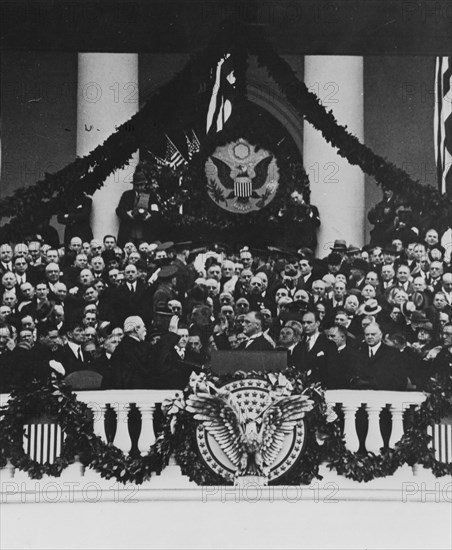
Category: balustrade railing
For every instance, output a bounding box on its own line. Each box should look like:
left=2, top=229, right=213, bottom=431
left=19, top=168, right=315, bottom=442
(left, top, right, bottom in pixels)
left=1, top=389, right=451, bottom=475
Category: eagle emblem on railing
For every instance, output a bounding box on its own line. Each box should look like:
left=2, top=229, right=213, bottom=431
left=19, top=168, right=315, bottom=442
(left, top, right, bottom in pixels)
left=205, top=138, right=279, bottom=214
left=184, top=374, right=313, bottom=481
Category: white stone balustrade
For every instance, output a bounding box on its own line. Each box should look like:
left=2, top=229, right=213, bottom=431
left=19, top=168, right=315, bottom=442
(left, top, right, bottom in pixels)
left=326, top=390, right=427, bottom=453
left=2, top=389, right=449, bottom=485
left=74, top=390, right=176, bottom=453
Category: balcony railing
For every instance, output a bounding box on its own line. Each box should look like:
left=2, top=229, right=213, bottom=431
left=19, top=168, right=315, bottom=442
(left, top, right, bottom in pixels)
left=1, top=388, right=451, bottom=502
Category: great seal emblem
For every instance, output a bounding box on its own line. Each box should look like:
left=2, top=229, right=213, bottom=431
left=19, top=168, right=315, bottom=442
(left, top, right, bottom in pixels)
left=205, top=138, right=280, bottom=214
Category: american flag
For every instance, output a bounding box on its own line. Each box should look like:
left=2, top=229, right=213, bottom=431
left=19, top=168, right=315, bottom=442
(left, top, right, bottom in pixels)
left=434, top=56, right=452, bottom=197
left=164, top=135, right=187, bottom=169
left=185, top=129, right=201, bottom=160
left=147, top=135, right=187, bottom=170
left=206, top=53, right=236, bottom=135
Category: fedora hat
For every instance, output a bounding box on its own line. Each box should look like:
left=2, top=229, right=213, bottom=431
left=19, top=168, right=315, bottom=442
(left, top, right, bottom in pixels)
left=347, top=245, right=361, bottom=255
left=330, top=239, right=347, bottom=252
left=357, top=299, right=382, bottom=317
left=132, top=170, right=147, bottom=185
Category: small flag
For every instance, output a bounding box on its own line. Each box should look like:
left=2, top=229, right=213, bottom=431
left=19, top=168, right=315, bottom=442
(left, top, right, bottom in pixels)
left=206, top=53, right=236, bottom=135
left=434, top=56, right=452, bottom=197
left=185, top=129, right=201, bottom=160
left=147, top=149, right=168, bottom=167
left=164, top=134, right=187, bottom=169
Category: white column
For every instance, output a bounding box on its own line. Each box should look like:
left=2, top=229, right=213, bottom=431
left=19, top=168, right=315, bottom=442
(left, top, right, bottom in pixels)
left=389, top=404, right=405, bottom=448
left=365, top=405, right=383, bottom=454
left=342, top=404, right=360, bottom=452
left=304, top=56, right=365, bottom=254
left=77, top=53, right=139, bottom=240
left=113, top=403, right=131, bottom=453
left=136, top=403, right=156, bottom=455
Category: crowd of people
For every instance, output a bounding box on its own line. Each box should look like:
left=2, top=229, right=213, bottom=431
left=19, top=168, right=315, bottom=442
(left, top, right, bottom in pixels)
left=0, top=186, right=451, bottom=394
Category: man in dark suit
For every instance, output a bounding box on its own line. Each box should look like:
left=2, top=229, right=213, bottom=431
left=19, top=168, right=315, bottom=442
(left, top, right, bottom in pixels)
left=116, top=169, right=162, bottom=247
left=237, top=311, right=275, bottom=351
left=154, top=321, right=203, bottom=389
left=354, top=322, right=407, bottom=390
left=0, top=244, right=14, bottom=276
left=326, top=325, right=359, bottom=388
left=110, top=315, right=154, bottom=388
left=57, top=192, right=93, bottom=246
left=91, top=331, right=123, bottom=389
left=114, top=263, right=152, bottom=325
left=289, top=310, right=338, bottom=385
left=54, top=319, right=91, bottom=376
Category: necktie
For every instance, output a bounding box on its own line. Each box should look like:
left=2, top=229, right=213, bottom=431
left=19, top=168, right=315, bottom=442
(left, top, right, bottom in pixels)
left=77, top=347, right=83, bottom=362
left=369, top=348, right=374, bottom=358
left=178, top=348, right=185, bottom=359
left=129, top=284, right=134, bottom=294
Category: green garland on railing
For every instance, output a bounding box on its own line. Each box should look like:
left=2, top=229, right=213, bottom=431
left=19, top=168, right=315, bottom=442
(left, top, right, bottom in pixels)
left=1, top=18, right=450, bottom=241
left=0, top=372, right=451, bottom=485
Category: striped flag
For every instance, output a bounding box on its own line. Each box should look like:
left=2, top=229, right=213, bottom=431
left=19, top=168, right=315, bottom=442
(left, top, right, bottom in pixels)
left=434, top=56, right=452, bottom=197
left=185, top=129, right=201, bottom=160
left=164, top=135, right=187, bottom=169
left=206, top=53, right=236, bottom=135
left=147, top=135, right=187, bottom=170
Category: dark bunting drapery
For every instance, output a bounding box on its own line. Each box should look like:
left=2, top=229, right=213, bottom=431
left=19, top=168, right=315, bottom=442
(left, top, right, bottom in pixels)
left=0, top=18, right=450, bottom=241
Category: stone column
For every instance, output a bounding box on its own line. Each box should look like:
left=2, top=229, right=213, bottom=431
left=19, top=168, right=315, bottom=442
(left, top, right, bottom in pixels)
left=77, top=53, right=139, bottom=239
left=303, top=56, right=365, bottom=255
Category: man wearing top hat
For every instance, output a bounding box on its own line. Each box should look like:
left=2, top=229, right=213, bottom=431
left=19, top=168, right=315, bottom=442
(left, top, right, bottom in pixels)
left=116, top=168, right=162, bottom=247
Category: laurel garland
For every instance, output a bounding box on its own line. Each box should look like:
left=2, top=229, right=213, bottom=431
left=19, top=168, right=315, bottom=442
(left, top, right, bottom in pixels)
left=0, top=372, right=451, bottom=485
left=1, top=19, right=450, bottom=242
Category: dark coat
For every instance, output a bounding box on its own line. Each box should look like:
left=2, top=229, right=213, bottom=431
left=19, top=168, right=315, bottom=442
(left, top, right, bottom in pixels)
left=237, top=334, right=275, bottom=351
left=54, top=344, right=92, bottom=376
left=116, top=190, right=164, bottom=247
left=354, top=343, right=408, bottom=391
left=289, top=333, right=338, bottom=386
left=327, top=345, right=360, bottom=389
left=57, top=194, right=93, bottom=246
left=153, top=333, right=202, bottom=390
left=113, top=281, right=153, bottom=324
left=110, top=335, right=155, bottom=389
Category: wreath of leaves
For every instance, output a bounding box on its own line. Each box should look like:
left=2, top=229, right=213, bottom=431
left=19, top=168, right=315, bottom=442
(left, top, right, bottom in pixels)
left=0, top=371, right=451, bottom=485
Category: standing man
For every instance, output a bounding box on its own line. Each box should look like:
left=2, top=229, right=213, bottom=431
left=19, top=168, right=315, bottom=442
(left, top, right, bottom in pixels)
left=57, top=192, right=93, bottom=247
left=116, top=169, right=162, bottom=247
left=237, top=311, right=275, bottom=351
left=290, top=310, right=338, bottom=385
left=326, top=325, right=359, bottom=388
left=354, top=322, right=407, bottom=390
left=110, top=315, right=154, bottom=388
